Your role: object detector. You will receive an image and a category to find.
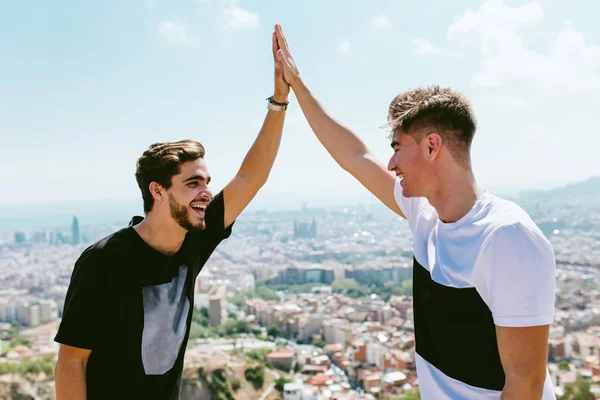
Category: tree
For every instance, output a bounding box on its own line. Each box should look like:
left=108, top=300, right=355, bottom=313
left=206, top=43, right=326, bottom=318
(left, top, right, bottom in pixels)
left=563, top=378, right=594, bottom=400
left=559, top=360, right=571, bottom=371
left=267, top=325, right=281, bottom=338
left=244, top=366, right=264, bottom=388
left=399, top=387, right=421, bottom=400
left=275, top=376, right=290, bottom=392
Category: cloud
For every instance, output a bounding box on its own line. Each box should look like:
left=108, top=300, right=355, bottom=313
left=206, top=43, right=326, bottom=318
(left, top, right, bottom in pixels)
left=413, top=39, right=441, bottom=55
left=447, top=0, right=600, bottom=95
left=158, top=20, right=188, bottom=46
left=446, top=0, right=600, bottom=185
left=221, top=0, right=260, bottom=30
left=338, top=40, right=352, bottom=56
left=372, top=14, right=392, bottom=31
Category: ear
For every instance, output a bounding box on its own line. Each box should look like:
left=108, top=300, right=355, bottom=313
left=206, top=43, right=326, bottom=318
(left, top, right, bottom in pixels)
left=425, top=133, right=442, bottom=160
left=149, top=182, right=164, bottom=204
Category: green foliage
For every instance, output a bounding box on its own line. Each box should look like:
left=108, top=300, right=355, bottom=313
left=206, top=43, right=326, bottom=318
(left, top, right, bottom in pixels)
left=399, top=387, right=421, bottom=400
left=313, top=339, right=326, bottom=348
left=332, top=279, right=413, bottom=301
left=192, top=308, right=211, bottom=327
left=559, top=360, right=571, bottom=371
left=209, top=369, right=234, bottom=400
left=1, top=337, right=32, bottom=354
left=275, top=376, right=291, bottom=392
left=267, top=325, right=281, bottom=338
left=332, top=278, right=360, bottom=291
left=0, top=355, right=55, bottom=377
left=265, top=283, right=322, bottom=294
left=230, top=288, right=280, bottom=308
left=247, top=349, right=271, bottom=364
left=217, top=320, right=259, bottom=337
left=188, top=308, right=260, bottom=340
left=563, top=378, right=595, bottom=400
left=231, top=378, right=241, bottom=391
left=244, top=366, right=265, bottom=388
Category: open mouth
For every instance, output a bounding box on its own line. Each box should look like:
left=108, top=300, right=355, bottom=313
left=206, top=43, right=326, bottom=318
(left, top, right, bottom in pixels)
left=190, top=203, right=207, bottom=217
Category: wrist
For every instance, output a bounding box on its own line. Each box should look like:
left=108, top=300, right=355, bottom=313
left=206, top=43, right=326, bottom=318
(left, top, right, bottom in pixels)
left=272, top=93, right=289, bottom=104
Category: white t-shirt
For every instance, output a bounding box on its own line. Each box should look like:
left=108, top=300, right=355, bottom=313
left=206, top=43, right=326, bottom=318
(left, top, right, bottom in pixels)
left=393, top=177, right=556, bottom=399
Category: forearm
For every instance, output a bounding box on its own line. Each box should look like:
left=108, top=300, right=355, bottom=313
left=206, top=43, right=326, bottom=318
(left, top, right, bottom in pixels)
left=293, top=78, right=369, bottom=171
left=55, top=359, right=87, bottom=400
left=501, top=378, right=545, bottom=400
left=236, top=108, right=285, bottom=185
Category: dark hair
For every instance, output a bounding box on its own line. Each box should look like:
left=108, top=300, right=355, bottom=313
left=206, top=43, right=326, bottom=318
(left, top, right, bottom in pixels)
left=387, top=85, right=477, bottom=168
left=135, top=140, right=206, bottom=213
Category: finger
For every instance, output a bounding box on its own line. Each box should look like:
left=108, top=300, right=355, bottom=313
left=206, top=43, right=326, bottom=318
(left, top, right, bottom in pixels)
left=274, top=25, right=289, bottom=55
left=272, top=32, right=279, bottom=61
left=276, top=49, right=286, bottom=65
left=276, top=24, right=290, bottom=53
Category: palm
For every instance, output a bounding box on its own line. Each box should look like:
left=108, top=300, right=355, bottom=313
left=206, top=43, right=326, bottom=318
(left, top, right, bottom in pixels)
left=274, top=24, right=300, bottom=86
left=271, top=31, right=290, bottom=98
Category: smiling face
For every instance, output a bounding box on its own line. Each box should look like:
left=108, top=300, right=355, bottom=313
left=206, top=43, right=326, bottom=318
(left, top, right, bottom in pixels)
left=164, top=158, right=212, bottom=231
left=387, top=128, right=437, bottom=198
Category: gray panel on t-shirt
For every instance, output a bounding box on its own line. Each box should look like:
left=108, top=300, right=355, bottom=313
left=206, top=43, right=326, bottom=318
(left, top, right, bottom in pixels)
left=141, top=265, right=190, bottom=375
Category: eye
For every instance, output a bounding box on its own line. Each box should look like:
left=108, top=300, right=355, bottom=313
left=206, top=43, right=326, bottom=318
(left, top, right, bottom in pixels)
left=187, top=182, right=198, bottom=188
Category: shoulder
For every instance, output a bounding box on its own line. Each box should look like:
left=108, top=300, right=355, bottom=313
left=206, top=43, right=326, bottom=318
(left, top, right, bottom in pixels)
left=480, top=195, right=548, bottom=246
left=476, top=196, right=554, bottom=268
left=74, top=227, right=135, bottom=275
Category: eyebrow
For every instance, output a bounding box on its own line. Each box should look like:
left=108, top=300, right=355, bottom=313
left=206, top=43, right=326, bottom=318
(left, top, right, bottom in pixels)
left=183, top=175, right=211, bottom=184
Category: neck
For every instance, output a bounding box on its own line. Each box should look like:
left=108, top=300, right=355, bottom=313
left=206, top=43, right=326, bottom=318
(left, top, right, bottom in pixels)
left=427, top=165, right=484, bottom=224
left=133, top=212, right=187, bottom=256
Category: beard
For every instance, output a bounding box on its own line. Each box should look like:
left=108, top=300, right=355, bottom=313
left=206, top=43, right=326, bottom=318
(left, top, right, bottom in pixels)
left=168, top=193, right=206, bottom=232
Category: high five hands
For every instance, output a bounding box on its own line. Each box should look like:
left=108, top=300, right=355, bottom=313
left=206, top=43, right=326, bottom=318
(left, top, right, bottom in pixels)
left=272, top=25, right=290, bottom=104
left=273, top=24, right=301, bottom=90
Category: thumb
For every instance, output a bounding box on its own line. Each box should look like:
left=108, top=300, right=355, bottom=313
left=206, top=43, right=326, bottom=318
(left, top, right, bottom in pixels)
left=274, top=61, right=283, bottom=76
left=276, top=49, right=285, bottom=63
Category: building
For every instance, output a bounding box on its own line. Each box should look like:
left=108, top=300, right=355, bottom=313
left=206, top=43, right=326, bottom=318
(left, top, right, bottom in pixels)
left=266, top=348, right=296, bottom=371
left=72, top=216, right=80, bottom=245
left=294, top=217, right=317, bottom=239
left=208, top=287, right=227, bottom=327
left=39, top=299, right=58, bottom=322
left=270, top=265, right=335, bottom=286
left=17, top=303, right=40, bottom=327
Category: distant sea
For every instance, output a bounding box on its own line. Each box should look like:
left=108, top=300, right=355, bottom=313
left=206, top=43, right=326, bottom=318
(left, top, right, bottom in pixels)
left=0, top=192, right=385, bottom=232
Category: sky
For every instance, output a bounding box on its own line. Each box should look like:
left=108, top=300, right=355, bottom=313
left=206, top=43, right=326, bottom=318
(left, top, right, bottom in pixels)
left=1, top=0, right=599, bottom=213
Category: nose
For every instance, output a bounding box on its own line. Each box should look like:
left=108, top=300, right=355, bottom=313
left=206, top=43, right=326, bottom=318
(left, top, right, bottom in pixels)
left=387, top=154, right=396, bottom=172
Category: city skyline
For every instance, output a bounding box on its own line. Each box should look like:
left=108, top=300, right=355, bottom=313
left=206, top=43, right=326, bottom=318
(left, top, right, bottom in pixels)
left=2, top=0, right=599, bottom=206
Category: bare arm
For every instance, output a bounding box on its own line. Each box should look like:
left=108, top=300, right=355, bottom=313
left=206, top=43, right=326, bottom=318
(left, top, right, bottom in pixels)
left=274, top=25, right=403, bottom=218
left=55, top=344, right=91, bottom=400
left=497, top=325, right=549, bottom=399
left=222, top=32, right=289, bottom=228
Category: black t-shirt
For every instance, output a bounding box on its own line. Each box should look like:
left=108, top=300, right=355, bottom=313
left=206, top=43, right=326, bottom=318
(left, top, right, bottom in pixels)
left=55, top=191, right=233, bottom=400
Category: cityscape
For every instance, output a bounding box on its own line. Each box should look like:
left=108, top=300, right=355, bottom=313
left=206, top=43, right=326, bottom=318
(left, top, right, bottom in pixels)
left=0, top=178, right=599, bottom=399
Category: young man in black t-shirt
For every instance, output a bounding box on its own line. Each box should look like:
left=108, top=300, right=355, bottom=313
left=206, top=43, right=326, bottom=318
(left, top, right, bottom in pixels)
left=54, top=33, right=290, bottom=400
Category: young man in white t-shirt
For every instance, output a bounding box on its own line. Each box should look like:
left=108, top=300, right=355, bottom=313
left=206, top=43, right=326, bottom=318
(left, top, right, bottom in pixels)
left=272, top=24, right=556, bottom=399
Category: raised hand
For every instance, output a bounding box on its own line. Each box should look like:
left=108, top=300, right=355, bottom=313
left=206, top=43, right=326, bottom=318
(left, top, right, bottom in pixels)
left=274, top=24, right=301, bottom=88
left=272, top=28, right=290, bottom=103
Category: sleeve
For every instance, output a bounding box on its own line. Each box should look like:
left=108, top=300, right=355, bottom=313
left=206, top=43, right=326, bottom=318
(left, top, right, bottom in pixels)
left=204, top=190, right=234, bottom=241
left=393, top=176, right=428, bottom=233
left=474, top=223, right=556, bottom=327
left=54, top=247, right=105, bottom=350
